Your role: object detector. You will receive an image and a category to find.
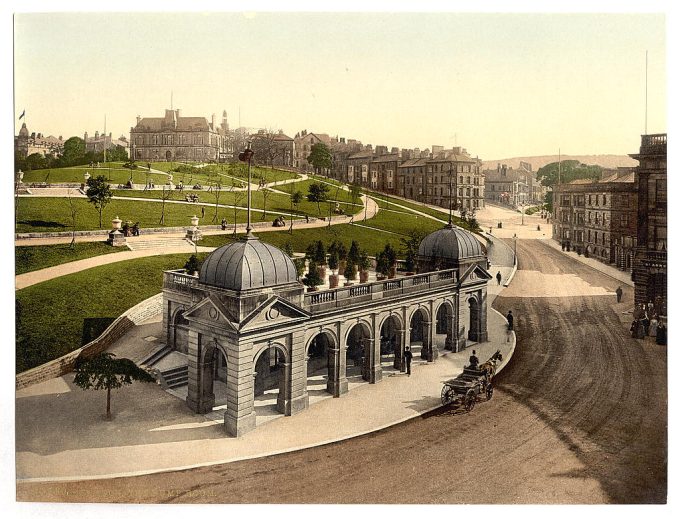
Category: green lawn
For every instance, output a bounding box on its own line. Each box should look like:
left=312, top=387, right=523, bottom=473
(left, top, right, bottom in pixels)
left=15, top=242, right=124, bottom=275
left=22, top=164, right=169, bottom=186
left=15, top=253, right=209, bottom=373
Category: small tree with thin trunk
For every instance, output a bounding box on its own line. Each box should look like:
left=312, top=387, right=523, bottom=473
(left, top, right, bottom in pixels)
left=159, top=185, right=173, bottom=225
left=85, top=175, right=113, bottom=229
left=73, top=352, right=155, bottom=420
left=307, top=183, right=329, bottom=214
left=66, top=188, right=78, bottom=249
left=260, top=186, right=272, bottom=220
left=289, top=190, right=303, bottom=234
left=211, top=182, right=222, bottom=223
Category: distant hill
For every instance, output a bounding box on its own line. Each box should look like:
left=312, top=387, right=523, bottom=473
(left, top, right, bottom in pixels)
left=482, top=154, right=638, bottom=172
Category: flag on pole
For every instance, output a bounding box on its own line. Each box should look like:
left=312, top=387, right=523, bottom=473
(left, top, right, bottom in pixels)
left=19, top=110, right=25, bottom=120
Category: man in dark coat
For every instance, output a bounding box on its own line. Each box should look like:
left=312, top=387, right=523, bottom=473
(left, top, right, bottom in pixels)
left=506, top=310, right=514, bottom=331
left=656, top=323, right=667, bottom=345
left=616, top=286, right=623, bottom=303
left=404, top=346, right=413, bottom=376
left=496, top=271, right=502, bottom=285
left=469, top=350, right=479, bottom=369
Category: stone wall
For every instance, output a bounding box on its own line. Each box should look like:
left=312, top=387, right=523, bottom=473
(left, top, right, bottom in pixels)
left=15, top=293, right=163, bottom=390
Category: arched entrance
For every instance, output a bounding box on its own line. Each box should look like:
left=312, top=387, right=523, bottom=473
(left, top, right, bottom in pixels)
left=346, top=322, right=373, bottom=383
left=410, top=307, right=433, bottom=361
left=253, top=344, right=289, bottom=423
left=166, top=150, right=172, bottom=161
left=379, top=315, right=402, bottom=374
left=306, top=331, right=335, bottom=402
left=172, top=309, right=189, bottom=354
left=435, top=302, right=454, bottom=351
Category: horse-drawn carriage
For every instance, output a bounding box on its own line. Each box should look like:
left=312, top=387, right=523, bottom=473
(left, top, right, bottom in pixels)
left=440, top=350, right=503, bottom=412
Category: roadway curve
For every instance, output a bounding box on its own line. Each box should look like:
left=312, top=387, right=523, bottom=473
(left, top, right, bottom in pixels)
left=17, top=239, right=667, bottom=504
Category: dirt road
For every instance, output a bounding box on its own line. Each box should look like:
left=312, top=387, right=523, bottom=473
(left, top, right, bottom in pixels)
left=17, top=239, right=666, bottom=503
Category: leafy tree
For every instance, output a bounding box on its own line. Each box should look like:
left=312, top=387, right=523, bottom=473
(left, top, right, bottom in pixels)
left=282, top=241, right=295, bottom=258
left=328, top=248, right=339, bottom=272
left=536, top=160, right=602, bottom=188
left=401, top=229, right=427, bottom=272
left=24, top=153, right=47, bottom=171
left=291, top=190, right=304, bottom=210
left=73, top=352, right=155, bottom=420
left=382, top=243, right=397, bottom=267
left=350, top=183, right=362, bottom=209
left=358, top=250, right=371, bottom=273
left=313, top=240, right=327, bottom=265
left=302, top=261, right=323, bottom=288
left=307, top=182, right=329, bottom=214
left=343, top=260, right=357, bottom=281
left=60, top=136, right=87, bottom=167
left=183, top=254, right=202, bottom=273
left=306, top=142, right=333, bottom=175
left=348, top=240, right=360, bottom=265
left=158, top=185, right=173, bottom=225
left=85, top=175, right=113, bottom=229
left=336, top=241, right=348, bottom=262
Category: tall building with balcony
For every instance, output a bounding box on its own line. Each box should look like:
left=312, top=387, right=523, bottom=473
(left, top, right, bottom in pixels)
left=631, top=134, right=667, bottom=314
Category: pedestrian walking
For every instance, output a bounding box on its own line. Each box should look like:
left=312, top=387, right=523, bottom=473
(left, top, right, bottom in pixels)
left=641, top=313, right=650, bottom=336
left=404, top=346, right=413, bottom=376
left=649, top=315, right=659, bottom=338
left=496, top=271, right=502, bottom=285
left=630, top=319, right=639, bottom=338
left=615, top=286, right=623, bottom=303
left=201, top=206, right=205, bottom=218
left=656, top=322, right=667, bottom=345
left=221, top=217, right=227, bottom=230
left=506, top=310, right=514, bottom=331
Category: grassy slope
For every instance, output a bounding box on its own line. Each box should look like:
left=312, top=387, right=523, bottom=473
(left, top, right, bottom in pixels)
left=15, top=253, right=208, bottom=373
left=15, top=242, right=124, bottom=275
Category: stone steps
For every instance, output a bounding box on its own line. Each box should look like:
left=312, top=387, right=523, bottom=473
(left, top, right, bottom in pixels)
left=126, top=237, right=193, bottom=251
left=161, top=365, right=189, bottom=389
left=140, top=344, right=172, bottom=368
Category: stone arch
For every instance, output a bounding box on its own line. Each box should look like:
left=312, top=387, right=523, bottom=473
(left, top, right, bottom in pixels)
left=196, top=338, right=230, bottom=411
left=253, top=342, right=291, bottom=416
left=304, top=330, right=337, bottom=397
left=171, top=306, right=189, bottom=353
left=166, top=149, right=172, bottom=161
left=466, top=293, right=487, bottom=343
left=409, top=305, right=433, bottom=361
left=379, top=313, right=403, bottom=373
left=435, top=300, right=455, bottom=351
left=345, top=320, right=373, bottom=383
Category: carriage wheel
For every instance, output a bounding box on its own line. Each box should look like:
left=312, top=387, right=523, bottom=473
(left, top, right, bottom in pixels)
left=486, top=384, right=494, bottom=401
left=465, top=390, right=476, bottom=412
left=441, top=386, right=455, bottom=406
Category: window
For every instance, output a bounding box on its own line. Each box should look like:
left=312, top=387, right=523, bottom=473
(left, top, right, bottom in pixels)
left=459, top=176, right=463, bottom=184
left=621, top=213, right=629, bottom=226
left=656, top=179, right=667, bottom=206
left=603, top=195, right=607, bottom=205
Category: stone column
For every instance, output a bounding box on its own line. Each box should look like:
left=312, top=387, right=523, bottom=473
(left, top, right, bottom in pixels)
left=469, top=289, right=489, bottom=342
left=186, top=331, right=215, bottom=414
left=445, top=306, right=455, bottom=351
left=224, top=340, right=256, bottom=437
left=393, top=327, right=404, bottom=370
left=290, top=330, right=310, bottom=413
left=367, top=336, right=382, bottom=384
left=327, top=346, right=348, bottom=397
left=422, top=320, right=435, bottom=362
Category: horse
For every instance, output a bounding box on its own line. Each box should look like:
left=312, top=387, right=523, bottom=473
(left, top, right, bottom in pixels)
left=478, top=349, right=503, bottom=379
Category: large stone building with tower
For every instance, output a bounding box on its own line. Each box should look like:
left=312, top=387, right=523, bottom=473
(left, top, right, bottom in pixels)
left=161, top=223, right=491, bottom=436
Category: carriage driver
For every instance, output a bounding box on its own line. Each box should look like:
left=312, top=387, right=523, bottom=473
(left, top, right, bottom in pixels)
left=469, top=350, right=480, bottom=370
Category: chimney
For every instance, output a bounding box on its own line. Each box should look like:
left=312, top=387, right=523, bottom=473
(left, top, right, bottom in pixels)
left=95, top=131, right=99, bottom=139
left=84, top=131, right=88, bottom=141
left=211, top=113, right=216, bottom=129
left=136, top=115, right=141, bottom=125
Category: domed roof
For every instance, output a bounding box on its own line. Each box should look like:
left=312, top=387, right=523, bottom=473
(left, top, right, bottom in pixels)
left=418, top=224, right=485, bottom=262
left=199, top=236, right=298, bottom=291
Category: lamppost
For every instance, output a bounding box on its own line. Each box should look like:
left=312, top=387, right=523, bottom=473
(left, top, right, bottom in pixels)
left=513, top=233, right=517, bottom=265
left=521, top=203, right=525, bottom=226
left=238, top=142, right=255, bottom=237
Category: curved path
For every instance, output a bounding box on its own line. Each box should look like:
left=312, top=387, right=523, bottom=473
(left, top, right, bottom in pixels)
left=15, top=195, right=380, bottom=289
left=15, top=238, right=666, bottom=503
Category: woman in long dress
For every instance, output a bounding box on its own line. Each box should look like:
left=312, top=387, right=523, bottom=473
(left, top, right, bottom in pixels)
left=649, top=315, right=659, bottom=338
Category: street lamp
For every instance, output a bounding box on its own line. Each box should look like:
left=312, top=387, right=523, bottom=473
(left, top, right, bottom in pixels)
left=521, top=203, right=525, bottom=226
left=513, top=233, right=517, bottom=265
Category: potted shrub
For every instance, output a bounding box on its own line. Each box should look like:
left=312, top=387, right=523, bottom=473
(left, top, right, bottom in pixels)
left=404, top=249, right=417, bottom=275
left=328, top=249, right=340, bottom=288
left=348, top=240, right=360, bottom=266
left=183, top=254, right=201, bottom=277
left=383, top=244, right=398, bottom=278
left=375, top=250, right=390, bottom=281
left=313, top=240, right=327, bottom=278
left=303, top=261, right=323, bottom=292
left=337, top=241, right=348, bottom=274
left=343, top=261, right=357, bottom=286
left=294, top=257, right=306, bottom=278
left=358, top=250, right=371, bottom=283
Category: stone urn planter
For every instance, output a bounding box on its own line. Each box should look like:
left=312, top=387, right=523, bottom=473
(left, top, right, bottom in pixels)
left=329, top=274, right=340, bottom=289
left=359, top=270, right=369, bottom=283
left=388, top=266, right=397, bottom=279
left=317, top=265, right=327, bottom=279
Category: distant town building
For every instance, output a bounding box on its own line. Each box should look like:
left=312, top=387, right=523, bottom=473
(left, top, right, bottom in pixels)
left=129, top=108, right=230, bottom=162
left=14, top=122, right=64, bottom=158
left=483, top=162, right=544, bottom=207
left=552, top=170, right=638, bottom=272
left=83, top=130, right=129, bottom=154
left=293, top=131, right=332, bottom=172
left=631, top=134, right=667, bottom=314
left=250, top=129, right=295, bottom=168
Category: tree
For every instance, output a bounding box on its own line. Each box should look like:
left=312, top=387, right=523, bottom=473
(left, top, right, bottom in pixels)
left=536, top=160, right=602, bottom=188
left=66, top=188, right=79, bottom=249
left=350, top=183, right=362, bottom=210
left=289, top=189, right=304, bottom=234
left=401, top=228, right=427, bottom=273
left=307, top=182, right=329, bottom=214
left=212, top=182, right=222, bottom=223
left=306, top=142, right=332, bottom=175
left=313, top=240, right=327, bottom=266
left=302, top=260, right=323, bottom=289
left=73, top=352, right=155, bottom=420
left=159, top=185, right=173, bottom=225
left=260, top=186, right=272, bottom=220
left=60, top=136, right=87, bottom=167
left=85, top=175, right=113, bottom=229
left=184, top=254, right=202, bottom=274
left=231, top=183, right=246, bottom=234
left=251, top=128, right=284, bottom=168
left=348, top=240, right=360, bottom=265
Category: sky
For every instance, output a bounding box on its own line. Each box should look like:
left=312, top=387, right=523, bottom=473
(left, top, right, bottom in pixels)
left=11, top=8, right=667, bottom=160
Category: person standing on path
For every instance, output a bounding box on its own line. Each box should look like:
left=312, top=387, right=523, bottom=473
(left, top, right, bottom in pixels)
left=201, top=206, right=205, bottom=218
left=506, top=310, right=514, bottom=331
left=616, top=286, right=623, bottom=303
left=469, top=350, right=479, bottom=369
left=404, top=346, right=413, bottom=376
left=496, top=271, right=502, bottom=285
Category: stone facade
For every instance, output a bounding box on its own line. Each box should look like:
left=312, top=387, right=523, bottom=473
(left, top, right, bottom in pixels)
left=15, top=123, right=64, bottom=158
left=631, top=134, right=667, bottom=314
left=130, top=109, right=230, bottom=162
left=162, top=229, right=490, bottom=437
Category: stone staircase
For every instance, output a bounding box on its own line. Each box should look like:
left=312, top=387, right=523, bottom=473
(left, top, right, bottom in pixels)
left=161, top=365, right=189, bottom=389
left=140, top=344, right=172, bottom=368
left=126, top=236, right=194, bottom=251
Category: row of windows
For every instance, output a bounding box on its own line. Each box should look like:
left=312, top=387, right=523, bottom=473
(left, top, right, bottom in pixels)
left=134, top=133, right=210, bottom=146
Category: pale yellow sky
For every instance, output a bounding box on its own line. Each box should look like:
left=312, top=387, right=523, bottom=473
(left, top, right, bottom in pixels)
left=12, top=9, right=666, bottom=159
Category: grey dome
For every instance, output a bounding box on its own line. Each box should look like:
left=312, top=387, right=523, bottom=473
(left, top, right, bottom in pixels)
left=199, top=237, right=298, bottom=291
left=418, top=224, right=485, bottom=261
